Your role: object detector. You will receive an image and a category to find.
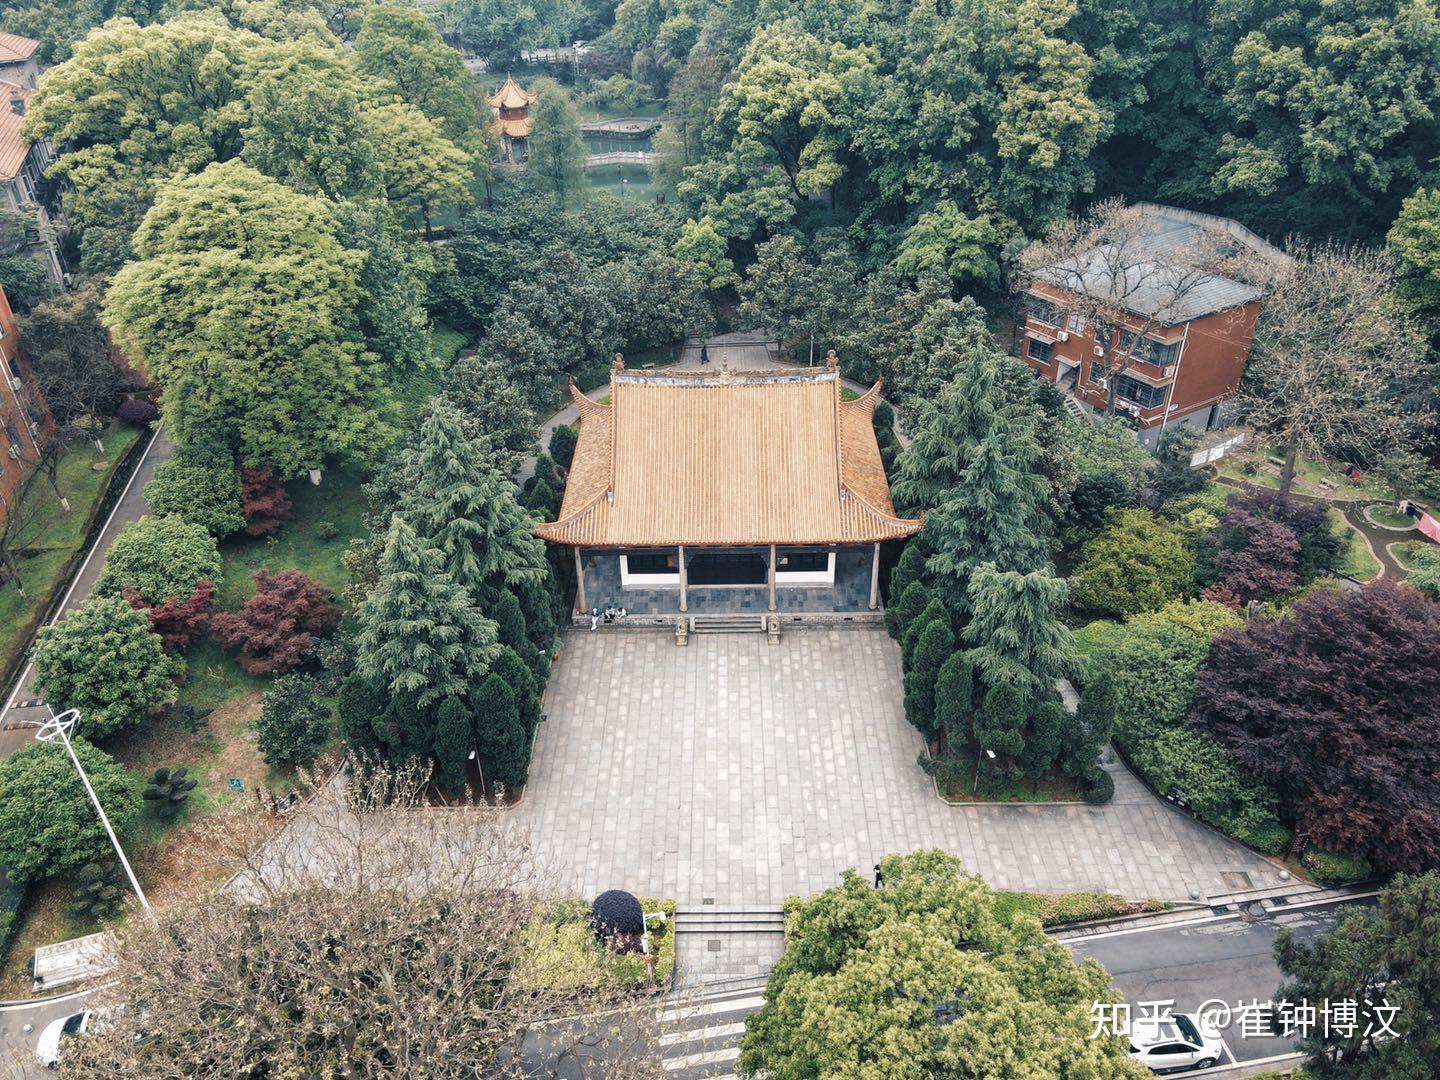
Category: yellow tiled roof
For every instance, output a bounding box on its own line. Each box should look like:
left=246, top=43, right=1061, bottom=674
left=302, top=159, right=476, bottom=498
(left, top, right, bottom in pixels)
left=534, top=367, right=921, bottom=548
left=486, top=74, right=535, bottom=110
left=0, top=33, right=39, bottom=64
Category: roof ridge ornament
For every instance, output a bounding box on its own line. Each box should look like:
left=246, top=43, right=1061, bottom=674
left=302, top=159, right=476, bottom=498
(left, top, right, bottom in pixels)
left=613, top=351, right=625, bottom=372
left=825, top=348, right=839, bottom=371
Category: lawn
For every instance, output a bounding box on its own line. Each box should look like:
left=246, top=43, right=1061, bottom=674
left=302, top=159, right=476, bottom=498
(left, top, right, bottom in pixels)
left=1362, top=503, right=1414, bottom=530
left=213, top=462, right=369, bottom=610
left=1328, top=509, right=1382, bottom=581
left=1216, top=442, right=1399, bottom=502
left=0, top=425, right=146, bottom=675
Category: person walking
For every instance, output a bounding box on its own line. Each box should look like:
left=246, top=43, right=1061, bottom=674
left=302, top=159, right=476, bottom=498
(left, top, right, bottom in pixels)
left=699, top=343, right=710, bottom=366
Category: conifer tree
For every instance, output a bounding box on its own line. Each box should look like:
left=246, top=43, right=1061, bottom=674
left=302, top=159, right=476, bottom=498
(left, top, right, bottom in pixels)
left=963, top=562, right=1076, bottom=707
left=400, top=402, right=549, bottom=600
left=887, top=537, right=931, bottom=607
left=901, top=597, right=950, bottom=669
left=1064, top=667, right=1116, bottom=778
left=890, top=351, right=1005, bottom=516
left=471, top=673, right=528, bottom=792
left=934, top=651, right=975, bottom=751
left=885, top=580, right=930, bottom=640
left=904, top=618, right=954, bottom=740
left=491, top=647, right=540, bottom=738
left=433, top=696, right=473, bottom=794
left=973, top=681, right=1026, bottom=781
left=924, top=428, right=1048, bottom=615
left=355, top=517, right=501, bottom=722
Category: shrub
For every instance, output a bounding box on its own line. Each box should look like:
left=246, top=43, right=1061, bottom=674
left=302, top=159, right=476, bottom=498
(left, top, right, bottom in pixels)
left=1233, top=819, right=1292, bottom=856
left=256, top=673, right=331, bottom=767
left=472, top=672, right=529, bottom=791
left=314, top=520, right=339, bottom=541
left=1072, top=509, right=1197, bottom=618
left=211, top=569, right=337, bottom=675
left=1301, top=848, right=1374, bottom=886
left=64, top=861, right=126, bottom=922
left=873, top=398, right=895, bottom=432
left=0, top=740, right=142, bottom=882
left=1082, top=769, right=1115, bottom=805
left=1038, top=891, right=1131, bottom=924
left=142, top=766, right=197, bottom=821
left=34, top=594, right=184, bottom=739
left=239, top=467, right=294, bottom=536
left=96, top=514, right=222, bottom=603
left=126, top=578, right=214, bottom=650
left=116, top=397, right=157, bottom=426
left=548, top=423, right=578, bottom=471
left=144, top=445, right=245, bottom=537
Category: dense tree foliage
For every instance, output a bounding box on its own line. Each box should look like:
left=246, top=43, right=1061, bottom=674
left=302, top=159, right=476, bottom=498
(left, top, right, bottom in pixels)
left=1072, top=509, right=1196, bottom=618
left=1274, top=871, right=1440, bottom=1078
left=1193, top=581, right=1440, bottom=871
left=95, top=514, right=221, bottom=604
left=738, top=849, right=1147, bottom=1079
left=104, top=161, right=394, bottom=475
left=144, top=443, right=246, bottom=538
left=256, top=673, right=332, bottom=767
left=211, top=569, right=338, bottom=675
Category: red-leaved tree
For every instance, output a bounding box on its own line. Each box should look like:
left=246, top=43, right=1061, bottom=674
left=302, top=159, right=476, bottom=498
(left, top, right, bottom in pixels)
left=239, top=468, right=294, bottom=537
left=124, top=580, right=215, bottom=651
left=1191, top=581, right=1440, bottom=872
left=210, top=570, right=336, bottom=674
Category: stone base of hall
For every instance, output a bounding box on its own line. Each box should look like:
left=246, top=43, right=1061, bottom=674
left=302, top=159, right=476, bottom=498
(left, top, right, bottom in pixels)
left=568, top=547, right=884, bottom=629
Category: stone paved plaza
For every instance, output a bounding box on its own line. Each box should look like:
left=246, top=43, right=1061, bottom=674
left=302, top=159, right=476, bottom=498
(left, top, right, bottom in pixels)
left=514, top=629, right=1282, bottom=907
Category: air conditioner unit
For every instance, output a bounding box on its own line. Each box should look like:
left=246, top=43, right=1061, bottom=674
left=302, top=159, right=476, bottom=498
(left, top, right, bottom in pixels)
left=8, top=377, right=20, bottom=391
left=1095, top=377, right=1108, bottom=390
left=1093, top=345, right=1104, bottom=356
left=1056, top=331, right=1069, bottom=342
left=6, top=445, right=18, bottom=460
left=26, top=420, right=37, bottom=435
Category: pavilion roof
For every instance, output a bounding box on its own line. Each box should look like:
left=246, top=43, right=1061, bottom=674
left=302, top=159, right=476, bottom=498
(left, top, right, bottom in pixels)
left=497, top=116, right=533, bottom=138
left=486, top=74, right=536, bottom=110
left=533, top=364, right=922, bottom=548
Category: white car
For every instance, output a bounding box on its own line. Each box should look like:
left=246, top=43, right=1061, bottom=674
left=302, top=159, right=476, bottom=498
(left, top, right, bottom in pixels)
left=1127, top=1012, right=1225, bottom=1073
left=36, top=1008, right=93, bottom=1069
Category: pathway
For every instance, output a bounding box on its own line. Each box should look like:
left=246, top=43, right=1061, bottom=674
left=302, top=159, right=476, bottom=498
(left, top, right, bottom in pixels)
left=0, top=428, right=174, bottom=760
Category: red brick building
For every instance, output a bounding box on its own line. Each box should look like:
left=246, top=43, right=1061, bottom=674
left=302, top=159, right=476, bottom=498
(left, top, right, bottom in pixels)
left=0, top=284, right=51, bottom=517
left=1018, top=205, right=1281, bottom=450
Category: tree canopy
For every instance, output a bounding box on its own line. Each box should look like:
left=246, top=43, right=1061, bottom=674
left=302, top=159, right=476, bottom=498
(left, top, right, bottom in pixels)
left=104, top=161, right=393, bottom=475
left=1193, top=581, right=1440, bottom=871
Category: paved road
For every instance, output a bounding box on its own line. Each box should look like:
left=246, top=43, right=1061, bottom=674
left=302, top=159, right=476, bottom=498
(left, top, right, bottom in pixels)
left=1069, top=898, right=1373, bottom=1069
left=0, top=986, right=94, bottom=1077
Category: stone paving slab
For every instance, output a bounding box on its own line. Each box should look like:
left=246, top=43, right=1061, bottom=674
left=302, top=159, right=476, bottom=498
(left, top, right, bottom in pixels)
left=514, top=629, right=1282, bottom=907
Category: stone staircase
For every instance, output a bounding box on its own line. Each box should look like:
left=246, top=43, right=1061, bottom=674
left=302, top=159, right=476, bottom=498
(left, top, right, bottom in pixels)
left=674, top=906, right=787, bottom=935
left=688, top=614, right=767, bottom=634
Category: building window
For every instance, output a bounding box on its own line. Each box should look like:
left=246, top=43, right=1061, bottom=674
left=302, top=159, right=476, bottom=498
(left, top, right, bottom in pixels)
left=1114, top=374, right=1167, bottom=409
left=1118, top=330, right=1180, bottom=367
left=1025, top=296, right=1065, bottom=327
left=1026, top=337, right=1053, bottom=364
left=625, top=552, right=675, bottom=575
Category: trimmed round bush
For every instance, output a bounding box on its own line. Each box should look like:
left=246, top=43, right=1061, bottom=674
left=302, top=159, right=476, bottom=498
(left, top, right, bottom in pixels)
left=590, top=890, right=644, bottom=940
left=0, top=739, right=141, bottom=882
left=548, top=423, right=578, bottom=471
left=95, top=514, right=222, bottom=603
left=1083, top=769, right=1115, bottom=805
left=116, top=397, right=158, bottom=426
left=34, top=594, right=185, bottom=739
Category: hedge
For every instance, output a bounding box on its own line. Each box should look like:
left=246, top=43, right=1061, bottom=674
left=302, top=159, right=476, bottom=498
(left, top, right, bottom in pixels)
left=1302, top=848, right=1374, bottom=886
left=520, top=896, right=676, bottom=990
left=991, top=890, right=1148, bottom=927
left=0, top=875, right=25, bottom=971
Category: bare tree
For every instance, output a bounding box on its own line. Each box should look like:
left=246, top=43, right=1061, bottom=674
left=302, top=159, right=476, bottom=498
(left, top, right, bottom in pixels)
left=0, top=438, right=66, bottom=596
left=62, top=763, right=666, bottom=1079
left=1017, top=199, right=1244, bottom=413
left=17, top=283, right=126, bottom=428
left=1239, top=243, right=1426, bottom=496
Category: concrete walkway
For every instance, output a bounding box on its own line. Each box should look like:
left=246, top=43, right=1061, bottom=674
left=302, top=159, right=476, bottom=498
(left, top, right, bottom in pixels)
left=0, top=428, right=174, bottom=760
left=515, top=629, right=1283, bottom=909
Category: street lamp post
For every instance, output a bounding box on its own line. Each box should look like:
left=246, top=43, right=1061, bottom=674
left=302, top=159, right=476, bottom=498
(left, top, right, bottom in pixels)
left=33, top=708, right=152, bottom=916
left=973, top=748, right=996, bottom=795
